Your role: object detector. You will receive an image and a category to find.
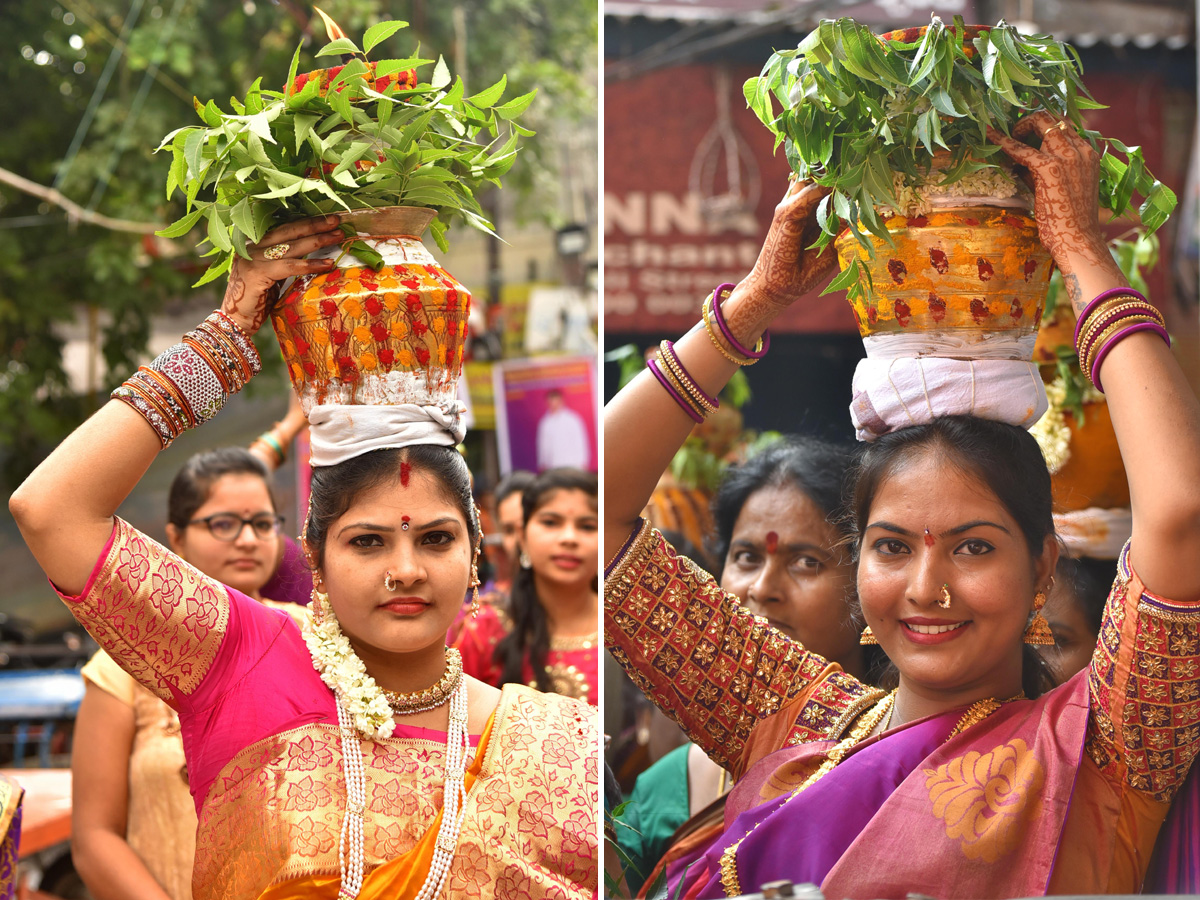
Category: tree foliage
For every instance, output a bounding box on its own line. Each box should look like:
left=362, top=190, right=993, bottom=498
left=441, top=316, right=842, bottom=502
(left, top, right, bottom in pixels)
left=0, top=0, right=596, bottom=489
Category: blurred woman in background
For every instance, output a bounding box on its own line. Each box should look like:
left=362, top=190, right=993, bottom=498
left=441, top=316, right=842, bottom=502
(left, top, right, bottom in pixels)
left=456, top=468, right=599, bottom=705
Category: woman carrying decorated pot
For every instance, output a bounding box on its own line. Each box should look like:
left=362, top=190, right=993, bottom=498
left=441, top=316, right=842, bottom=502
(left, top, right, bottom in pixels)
left=11, top=214, right=597, bottom=899
left=604, top=107, right=1200, bottom=897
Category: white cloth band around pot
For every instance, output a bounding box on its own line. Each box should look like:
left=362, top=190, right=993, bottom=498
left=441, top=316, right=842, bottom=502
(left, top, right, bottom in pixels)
left=308, top=403, right=467, bottom=467
left=850, top=357, right=1048, bottom=443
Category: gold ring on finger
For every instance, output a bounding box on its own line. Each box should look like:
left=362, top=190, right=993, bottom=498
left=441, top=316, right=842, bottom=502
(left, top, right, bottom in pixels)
left=263, top=243, right=291, bottom=260
left=1042, top=121, right=1067, bottom=138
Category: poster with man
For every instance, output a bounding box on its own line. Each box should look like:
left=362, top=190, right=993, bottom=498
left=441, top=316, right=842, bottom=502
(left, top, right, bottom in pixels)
left=494, top=356, right=597, bottom=474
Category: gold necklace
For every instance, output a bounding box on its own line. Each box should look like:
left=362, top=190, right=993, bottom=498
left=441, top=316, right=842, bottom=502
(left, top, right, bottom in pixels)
left=380, top=648, right=464, bottom=715
left=717, top=689, right=1021, bottom=896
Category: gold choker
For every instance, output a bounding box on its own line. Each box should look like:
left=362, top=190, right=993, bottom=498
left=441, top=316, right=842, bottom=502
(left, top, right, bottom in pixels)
left=381, top=648, right=464, bottom=715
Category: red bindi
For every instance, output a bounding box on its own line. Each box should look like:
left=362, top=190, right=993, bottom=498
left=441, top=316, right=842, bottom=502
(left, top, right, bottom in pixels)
left=765, top=531, right=779, bottom=554
left=924, top=528, right=935, bottom=548
left=401, top=515, right=411, bottom=532
left=399, top=461, right=411, bottom=487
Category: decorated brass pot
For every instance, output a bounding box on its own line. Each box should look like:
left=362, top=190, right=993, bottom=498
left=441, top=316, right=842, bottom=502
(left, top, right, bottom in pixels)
left=272, top=207, right=470, bottom=414
left=835, top=207, right=1054, bottom=349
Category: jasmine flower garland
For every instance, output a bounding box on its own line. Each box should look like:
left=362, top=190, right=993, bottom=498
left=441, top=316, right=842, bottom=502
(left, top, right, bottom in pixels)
left=304, top=590, right=397, bottom=739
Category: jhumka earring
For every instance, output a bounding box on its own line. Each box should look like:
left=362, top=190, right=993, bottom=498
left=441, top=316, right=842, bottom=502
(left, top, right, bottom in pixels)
left=1024, top=590, right=1055, bottom=646
left=859, top=625, right=879, bottom=645
left=938, top=583, right=952, bottom=609
left=301, top=531, right=326, bottom=624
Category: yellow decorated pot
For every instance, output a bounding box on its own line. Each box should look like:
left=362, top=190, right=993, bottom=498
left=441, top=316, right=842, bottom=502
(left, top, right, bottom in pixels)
left=271, top=207, right=471, bottom=415
left=835, top=207, right=1054, bottom=342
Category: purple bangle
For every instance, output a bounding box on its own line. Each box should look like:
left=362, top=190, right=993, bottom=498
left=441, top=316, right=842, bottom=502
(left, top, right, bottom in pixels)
left=647, top=358, right=704, bottom=423
left=1079, top=304, right=1163, bottom=361
left=662, top=340, right=719, bottom=409
left=1073, top=287, right=1148, bottom=346
left=1090, top=321, right=1171, bottom=393
left=710, top=283, right=770, bottom=359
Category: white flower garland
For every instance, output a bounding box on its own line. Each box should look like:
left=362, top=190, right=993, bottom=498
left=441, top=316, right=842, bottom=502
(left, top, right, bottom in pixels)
left=304, top=590, right=396, bottom=739
left=1030, top=374, right=1103, bottom=475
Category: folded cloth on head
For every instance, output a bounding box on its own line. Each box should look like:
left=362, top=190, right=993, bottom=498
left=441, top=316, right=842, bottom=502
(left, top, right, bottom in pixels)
left=308, top=402, right=466, bottom=467
left=850, top=357, right=1048, bottom=442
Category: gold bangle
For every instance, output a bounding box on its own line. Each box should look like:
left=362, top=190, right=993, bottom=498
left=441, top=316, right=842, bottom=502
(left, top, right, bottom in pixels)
left=1080, top=309, right=1164, bottom=370
left=1083, top=317, right=1160, bottom=380
left=655, top=354, right=709, bottom=419
left=657, top=341, right=718, bottom=416
left=702, top=296, right=759, bottom=366
left=1077, top=300, right=1164, bottom=354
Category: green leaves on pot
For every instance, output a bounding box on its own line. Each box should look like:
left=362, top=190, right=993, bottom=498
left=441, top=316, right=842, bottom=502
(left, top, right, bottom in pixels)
left=155, top=18, right=535, bottom=286
left=744, top=16, right=1177, bottom=301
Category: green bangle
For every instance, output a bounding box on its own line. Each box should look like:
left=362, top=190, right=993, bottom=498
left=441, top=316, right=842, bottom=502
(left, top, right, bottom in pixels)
left=257, top=430, right=286, bottom=463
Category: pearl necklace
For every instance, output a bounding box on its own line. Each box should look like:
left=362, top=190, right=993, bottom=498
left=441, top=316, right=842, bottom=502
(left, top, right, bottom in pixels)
left=334, top=677, right=469, bottom=899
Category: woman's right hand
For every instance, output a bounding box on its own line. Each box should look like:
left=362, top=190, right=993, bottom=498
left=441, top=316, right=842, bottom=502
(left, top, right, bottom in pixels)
left=221, top=215, right=344, bottom=335
left=724, top=179, right=837, bottom=334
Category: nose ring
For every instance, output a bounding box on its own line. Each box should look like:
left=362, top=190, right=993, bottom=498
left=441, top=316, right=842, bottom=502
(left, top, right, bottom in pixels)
left=938, top=583, right=952, bottom=609
left=384, top=570, right=398, bottom=592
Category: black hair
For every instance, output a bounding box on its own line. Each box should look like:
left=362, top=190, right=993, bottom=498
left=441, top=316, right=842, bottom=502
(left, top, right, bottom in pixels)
left=1054, top=555, right=1116, bottom=636
left=495, top=467, right=598, bottom=692
left=495, top=470, right=536, bottom=508
left=709, top=436, right=857, bottom=580
left=849, top=416, right=1057, bottom=698
left=304, top=445, right=478, bottom=567
left=167, top=447, right=275, bottom=528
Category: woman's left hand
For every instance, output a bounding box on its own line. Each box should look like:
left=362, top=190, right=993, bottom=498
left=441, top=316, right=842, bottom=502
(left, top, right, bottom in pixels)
left=988, top=111, right=1125, bottom=307
left=221, top=215, right=344, bottom=334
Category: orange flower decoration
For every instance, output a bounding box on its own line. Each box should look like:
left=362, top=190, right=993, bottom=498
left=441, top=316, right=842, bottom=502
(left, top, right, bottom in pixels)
left=924, top=739, right=1044, bottom=863
left=312, top=328, right=330, bottom=345
left=359, top=352, right=377, bottom=371
left=432, top=316, right=446, bottom=335
left=391, top=321, right=409, bottom=340
left=353, top=326, right=373, bottom=344
left=342, top=296, right=364, bottom=319
left=397, top=349, right=415, bottom=366
left=383, top=292, right=401, bottom=311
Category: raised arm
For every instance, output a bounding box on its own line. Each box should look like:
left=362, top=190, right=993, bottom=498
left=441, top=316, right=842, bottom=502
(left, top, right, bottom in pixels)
left=603, top=181, right=837, bottom=559
left=9, top=217, right=341, bottom=595
left=991, top=113, right=1200, bottom=602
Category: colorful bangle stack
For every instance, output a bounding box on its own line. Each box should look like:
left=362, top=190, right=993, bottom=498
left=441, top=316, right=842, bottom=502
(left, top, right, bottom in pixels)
left=253, top=428, right=288, bottom=466
left=1073, top=288, right=1169, bottom=392
left=111, top=312, right=262, bottom=448
left=701, top=283, right=769, bottom=366
left=648, top=339, right=719, bottom=423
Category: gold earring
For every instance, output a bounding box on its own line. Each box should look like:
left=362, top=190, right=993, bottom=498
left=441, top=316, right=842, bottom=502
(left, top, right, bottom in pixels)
left=1024, top=590, right=1055, bottom=646
left=860, top=625, right=879, bottom=645
left=938, top=583, right=952, bottom=609
left=468, top=547, right=481, bottom=619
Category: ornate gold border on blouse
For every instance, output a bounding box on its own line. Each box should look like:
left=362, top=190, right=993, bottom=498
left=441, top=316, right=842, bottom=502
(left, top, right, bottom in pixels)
left=1120, top=539, right=1200, bottom=623
left=603, top=518, right=655, bottom=602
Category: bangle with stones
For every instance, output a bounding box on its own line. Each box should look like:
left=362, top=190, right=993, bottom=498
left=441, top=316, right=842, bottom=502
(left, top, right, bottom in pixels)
left=1077, top=302, right=1164, bottom=361
left=151, top=343, right=228, bottom=423
left=211, top=311, right=262, bottom=377
left=1074, top=288, right=1149, bottom=346
left=647, top=358, right=704, bottom=422
left=702, top=296, right=759, bottom=366
left=709, top=283, right=768, bottom=359
left=655, top=354, right=710, bottom=420
left=112, top=374, right=184, bottom=448
left=1090, top=321, right=1171, bottom=392
left=1081, top=313, right=1164, bottom=379
left=658, top=340, right=718, bottom=416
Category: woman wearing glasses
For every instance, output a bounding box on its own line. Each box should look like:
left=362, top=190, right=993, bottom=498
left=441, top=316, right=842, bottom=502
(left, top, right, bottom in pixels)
left=71, top=448, right=302, bottom=900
